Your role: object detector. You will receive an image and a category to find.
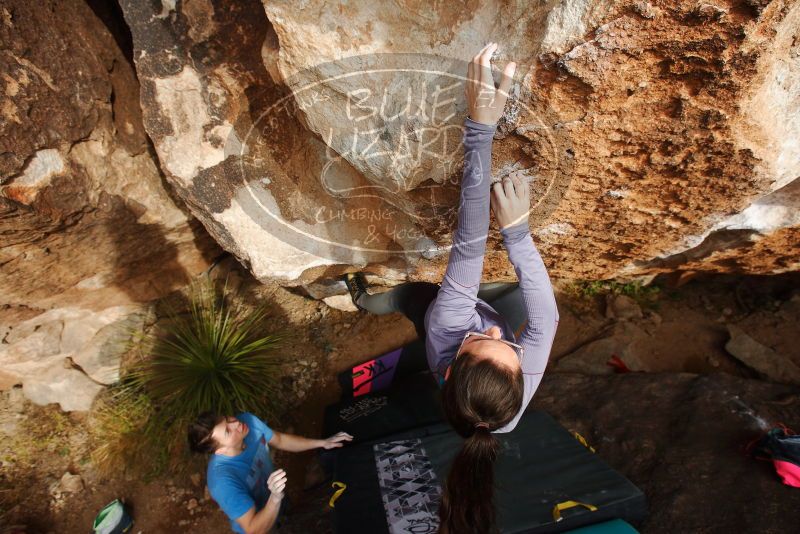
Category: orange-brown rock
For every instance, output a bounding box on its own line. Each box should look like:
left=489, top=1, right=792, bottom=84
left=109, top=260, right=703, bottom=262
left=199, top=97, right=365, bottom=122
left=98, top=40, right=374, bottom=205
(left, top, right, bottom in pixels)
left=3, top=0, right=796, bottom=410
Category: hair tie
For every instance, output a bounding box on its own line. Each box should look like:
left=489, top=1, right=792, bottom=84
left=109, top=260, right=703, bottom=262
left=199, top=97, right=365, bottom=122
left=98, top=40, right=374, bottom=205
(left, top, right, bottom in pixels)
left=474, top=422, right=490, bottom=430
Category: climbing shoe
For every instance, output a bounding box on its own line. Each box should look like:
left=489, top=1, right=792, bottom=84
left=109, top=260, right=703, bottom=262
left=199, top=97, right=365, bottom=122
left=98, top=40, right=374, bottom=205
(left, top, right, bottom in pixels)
left=343, top=272, right=369, bottom=310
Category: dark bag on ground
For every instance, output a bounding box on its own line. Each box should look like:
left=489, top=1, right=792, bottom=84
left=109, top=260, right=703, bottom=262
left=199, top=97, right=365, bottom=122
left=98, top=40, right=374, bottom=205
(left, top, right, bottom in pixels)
left=336, top=339, right=429, bottom=399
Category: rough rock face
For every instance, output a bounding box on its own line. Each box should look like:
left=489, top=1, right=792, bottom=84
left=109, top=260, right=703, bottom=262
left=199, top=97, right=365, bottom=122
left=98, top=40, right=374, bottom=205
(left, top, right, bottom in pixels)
left=121, top=0, right=799, bottom=286
left=0, top=0, right=220, bottom=410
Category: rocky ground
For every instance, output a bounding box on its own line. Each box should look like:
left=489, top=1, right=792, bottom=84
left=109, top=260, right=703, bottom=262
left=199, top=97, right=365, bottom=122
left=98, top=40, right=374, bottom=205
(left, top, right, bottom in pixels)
left=1, top=269, right=799, bottom=533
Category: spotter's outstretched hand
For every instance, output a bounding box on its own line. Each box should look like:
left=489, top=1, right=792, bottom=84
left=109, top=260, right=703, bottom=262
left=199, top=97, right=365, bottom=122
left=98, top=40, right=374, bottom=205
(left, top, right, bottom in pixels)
left=321, top=432, right=354, bottom=449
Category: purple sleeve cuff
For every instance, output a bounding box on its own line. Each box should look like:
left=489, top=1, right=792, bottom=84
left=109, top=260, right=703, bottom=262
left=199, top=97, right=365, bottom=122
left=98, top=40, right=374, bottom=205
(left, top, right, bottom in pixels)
left=464, top=116, right=498, bottom=133
left=500, top=221, right=530, bottom=243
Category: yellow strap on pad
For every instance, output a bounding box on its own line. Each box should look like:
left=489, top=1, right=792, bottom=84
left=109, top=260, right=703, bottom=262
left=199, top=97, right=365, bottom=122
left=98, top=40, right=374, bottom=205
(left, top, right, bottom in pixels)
left=572, top=431, right=596, bottom=453
left=552, top=500, right=598, bottom=522
left=329, top=481, right=347, bottom=508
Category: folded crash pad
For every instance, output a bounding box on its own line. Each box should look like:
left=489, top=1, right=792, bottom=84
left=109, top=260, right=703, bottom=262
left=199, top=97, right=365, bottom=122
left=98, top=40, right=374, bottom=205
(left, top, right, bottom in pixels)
left=331, top=411, right=647, bottom=534
left=324, top=372, right=443, bottom=444
left=337, top=339, right=429, bottom=399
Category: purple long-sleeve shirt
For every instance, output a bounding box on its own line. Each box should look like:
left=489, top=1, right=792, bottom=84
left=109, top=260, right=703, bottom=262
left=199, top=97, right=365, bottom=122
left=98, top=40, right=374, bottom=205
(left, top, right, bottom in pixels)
left=424, top=118, right=560, bottom=433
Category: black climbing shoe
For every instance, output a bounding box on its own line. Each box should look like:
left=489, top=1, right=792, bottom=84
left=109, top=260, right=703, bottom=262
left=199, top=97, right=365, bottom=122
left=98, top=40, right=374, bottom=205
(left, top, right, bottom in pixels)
left=343, top=272, right=369, bottom=310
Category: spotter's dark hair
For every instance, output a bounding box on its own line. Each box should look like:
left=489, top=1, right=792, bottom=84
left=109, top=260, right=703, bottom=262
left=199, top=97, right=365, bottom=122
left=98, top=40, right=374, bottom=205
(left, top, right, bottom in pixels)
left=187, top=411, right=224, bottom=454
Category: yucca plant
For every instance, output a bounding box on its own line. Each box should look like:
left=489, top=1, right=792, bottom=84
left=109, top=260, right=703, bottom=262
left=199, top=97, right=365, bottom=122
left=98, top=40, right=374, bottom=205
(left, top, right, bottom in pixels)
left=133, top=278, right=285, bottom=422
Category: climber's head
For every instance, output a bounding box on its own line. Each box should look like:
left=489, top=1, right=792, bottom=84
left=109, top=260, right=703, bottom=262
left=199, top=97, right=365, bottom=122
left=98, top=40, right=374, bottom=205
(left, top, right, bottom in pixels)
left=447, top=325, right=521, bottom=377
left=443, top=325, right=524, bottom=431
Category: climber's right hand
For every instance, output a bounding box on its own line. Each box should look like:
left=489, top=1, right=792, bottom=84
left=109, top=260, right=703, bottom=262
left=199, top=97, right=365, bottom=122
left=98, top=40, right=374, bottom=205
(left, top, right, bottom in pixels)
left=465, top=42, right=516, bottom=126
left=491, top=171, right=530, bottom=230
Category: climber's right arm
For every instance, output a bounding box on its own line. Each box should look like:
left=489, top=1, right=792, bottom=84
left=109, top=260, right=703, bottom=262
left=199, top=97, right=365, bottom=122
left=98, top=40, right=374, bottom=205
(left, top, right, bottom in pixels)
left=492, top=173, right=559, bottom=433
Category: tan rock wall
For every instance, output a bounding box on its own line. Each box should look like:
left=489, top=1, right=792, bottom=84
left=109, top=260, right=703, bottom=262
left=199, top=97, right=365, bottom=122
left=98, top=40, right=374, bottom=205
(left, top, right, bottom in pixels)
left=1, top=0, right=797, bottom=409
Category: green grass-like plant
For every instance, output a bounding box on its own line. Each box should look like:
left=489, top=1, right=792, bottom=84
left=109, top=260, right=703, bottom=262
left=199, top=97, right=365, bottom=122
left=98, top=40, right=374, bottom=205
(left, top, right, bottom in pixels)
left=90, top=387, right=155, bottom=474
left=0, top=405, right=75, bottom=469
left=563, top=279, right=661, bottom=312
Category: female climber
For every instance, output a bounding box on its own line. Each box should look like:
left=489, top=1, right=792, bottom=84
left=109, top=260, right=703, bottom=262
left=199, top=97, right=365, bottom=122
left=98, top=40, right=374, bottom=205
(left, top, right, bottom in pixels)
left=344, top=43, right=559, bottom=534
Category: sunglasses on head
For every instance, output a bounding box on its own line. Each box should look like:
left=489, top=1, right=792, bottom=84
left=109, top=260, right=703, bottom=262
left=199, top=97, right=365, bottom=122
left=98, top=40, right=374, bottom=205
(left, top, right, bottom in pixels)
left=456, top=331, right=524, bottom=362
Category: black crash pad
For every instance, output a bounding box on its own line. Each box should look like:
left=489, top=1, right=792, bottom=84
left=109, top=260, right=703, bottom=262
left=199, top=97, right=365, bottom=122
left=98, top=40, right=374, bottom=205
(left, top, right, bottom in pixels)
left=331, top=411, right=647, bottom=534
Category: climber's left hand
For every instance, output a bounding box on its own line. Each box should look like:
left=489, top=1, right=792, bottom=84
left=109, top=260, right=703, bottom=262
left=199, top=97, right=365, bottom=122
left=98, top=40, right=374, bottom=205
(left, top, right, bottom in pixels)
left=465, top=42, right=516, bottom=126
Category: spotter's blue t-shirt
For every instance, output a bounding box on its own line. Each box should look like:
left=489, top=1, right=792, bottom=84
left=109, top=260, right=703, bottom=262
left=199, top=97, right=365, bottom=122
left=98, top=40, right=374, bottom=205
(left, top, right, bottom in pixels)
left=207, top=412, right=274, bottom=533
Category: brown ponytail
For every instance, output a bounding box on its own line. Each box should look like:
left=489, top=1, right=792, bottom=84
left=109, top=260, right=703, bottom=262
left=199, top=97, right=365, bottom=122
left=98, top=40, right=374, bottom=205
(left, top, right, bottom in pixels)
left=439, top=354, right=524, bottom=534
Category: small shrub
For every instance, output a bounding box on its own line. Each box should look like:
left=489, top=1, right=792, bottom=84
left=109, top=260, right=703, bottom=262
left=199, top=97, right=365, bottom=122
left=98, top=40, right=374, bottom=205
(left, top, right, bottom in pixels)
left=132, top=279, right=285, bottom=420
left=613, top=280, right=661, bottom=308
left=89, top=387, right=155, bottom=475
left=563, top=279, right=661, bottom=312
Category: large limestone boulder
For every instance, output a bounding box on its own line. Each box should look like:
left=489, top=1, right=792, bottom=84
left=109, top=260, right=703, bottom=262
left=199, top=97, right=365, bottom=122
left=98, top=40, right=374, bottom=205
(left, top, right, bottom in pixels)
left=121, top=0, right=799, bottom=286
left=0, top=0, right=220, bottom=410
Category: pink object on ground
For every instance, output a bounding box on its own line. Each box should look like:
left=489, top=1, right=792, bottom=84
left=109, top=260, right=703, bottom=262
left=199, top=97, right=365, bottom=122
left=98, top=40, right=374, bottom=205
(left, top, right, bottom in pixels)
left=773, top=459, right=800, bottom=487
